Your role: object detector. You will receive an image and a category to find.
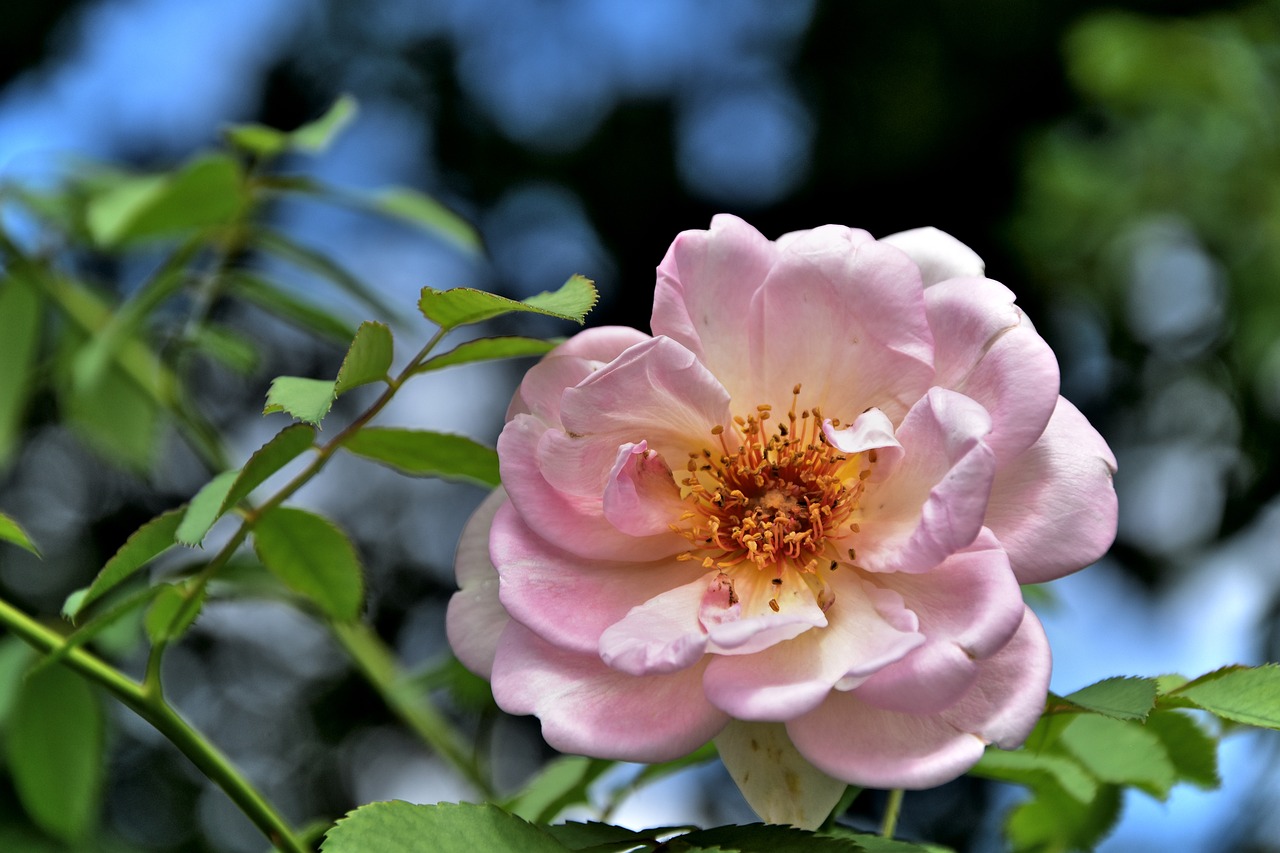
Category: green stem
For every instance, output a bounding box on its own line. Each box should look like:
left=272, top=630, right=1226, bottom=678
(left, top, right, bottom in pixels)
left=0, top=598, right=310, bottom=853
left=881, top=788, right=904, bottom=839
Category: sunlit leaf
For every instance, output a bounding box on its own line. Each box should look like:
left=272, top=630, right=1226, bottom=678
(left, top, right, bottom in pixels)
left=1144, top=710, right=1220, bottom=789
left=0, top=511, right=39, bottom=556
left=370, top=186, right=482, bottom=252
left=342, top=428, right=499, bottom=486
left=335, top=321, right=393, bottom=394
left=970, top=747, right=1097, bottom=804
left=415, top=336, right=557, bottom=374
left=224, top=95, right=358, bottom=158
left=221, top=423, right=316, bottom=513
left=85, top=153, right=245, bottom=247
left=175, top=470, right=239, bottom=547
left=504, top=756, right=613, bottom=824
left=72, top=507, right=184, bottom=619
left=263, top=376, right=337, bottom=426
left=1064, top=676, right=1159, bottom=721
left=8, top=665, right=104, bottom=843
left=1168, top=664, right=1280, bottom=729
left=1005, top=779, right=1122, bottom=853
left=1056, top=714, right=1176, bottom=798
left=322, top=801, right=567, bottom=853
left=418, top=274, right=597, bottom=331
left=252, top=507, right=363, bottom=621
left=0, top=276, right=41, bottom=466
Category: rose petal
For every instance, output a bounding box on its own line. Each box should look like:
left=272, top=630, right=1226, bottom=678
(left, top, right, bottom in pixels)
left=704, top=569, right=828, bottom=656
left=855, top=388, right=996, bottom=574
left=492, top=622, right=728, bottom=762
left=598, top=571, right=716, bottom=676
left=880, top=226, right=985, bottom=286
left=822, top=408, right=903, bottom=482
left=601, top=442, right=687, bottom=537
left=492, top=502, right=699, bottom=654
left=985, top=396, right=1119, bottom=584
left=714, top=721, right=847, bottom=830
left=445, top=488, right=510, bottom=679
left=508, top=327, right=652, bottom=423
left=925, top=278, right=1060, bottom=464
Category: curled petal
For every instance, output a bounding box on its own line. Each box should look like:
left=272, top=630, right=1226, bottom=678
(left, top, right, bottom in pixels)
left=985, top=396, right=1118, bottom=584
left=856, top=388, right=996, bottom=573
left=602, top=442, right=686, bottom=537
left=715, top=721, right=847, bottom=830
left=881, top=226, right=985, bottom=286
left=492, top=622, right=728, bottom=763
left=705, top=569, right=827, bottom=656
left=822, top=408, right=903, bottom=482
left=598, top=572, right=716, bottom=676
left=508, top=327, right=651, bottom=423
left=445, top=488, right=510, bottom=679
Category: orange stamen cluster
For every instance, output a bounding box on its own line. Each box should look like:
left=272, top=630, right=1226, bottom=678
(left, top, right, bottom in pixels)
left=674, top=385, right=866, bottom=574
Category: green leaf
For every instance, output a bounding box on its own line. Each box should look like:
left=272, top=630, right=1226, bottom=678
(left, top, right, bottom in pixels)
left=822, top=827, right=950, bottom=852
left=62, top=345, right=162, bottom=471
left=1144, top=710, right=1220, bottom=789
left=369, top=187, right=482, bottom=253
left=505, top=756, right=614, bottom=824
left=0, top=510, right=40, bottom=556
left=335, top=321, right=393, bottom=394
left=543, top=822, right=693, bottom=851
left=681, top=824, right=866, bottom=852
left=85, top=153, right=246, bottom=246
left=73, top=507, right=184, bottom=619
left=41, top=586, right=160, bottom=676
left=0, top=276, right=42, bottom=466
left=253, top=229, right=400, bottom=321
left=144, top=582, right=206, bottom=645
left=263, top=376, right=337, bottom=425
left=227, top=271, right=358, bottom=344
left=1165, top=665, right=1280, bottom=729
left=1064, top=676, right=1159, bottom=721
left=8, top=665, right=104, bottom=843
left=221, top=423, right=316, bottom=512
left=970, top=747, right=1098, bottom=803
left=175, top=470, right=239, bottom=547
left=224, top=95, right=358, bottom=158
left=1005, top=780, right=1122, bottom=853
left=419, top=274, right=598, bottom=331
left=190, top=324, right=259, bottom=373
left=252, top=507, right=363, bottom=621
left=415, top=335, right=558, bottom=373
left=342, top=428, right=500, bottom=487
left=322, top=801, right=568, bottom=853
left=1056, top=714, right=1176, bottom=798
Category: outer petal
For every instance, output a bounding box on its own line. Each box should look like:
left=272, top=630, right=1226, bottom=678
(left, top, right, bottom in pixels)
left=715, top=721, right=847, bottom=830
left=508, top=327, right=651, bottom=423
left=854, top=529, right=1025, bottom=713
left=984, top=396, right=1118, bottom=584
left=445, top=488, right=510, bottom=679
left=925, top=278, right=1060, bottom=464
left=880, top=226, right=985, bottom=286
left=855, top=388, right=996, bottom=574
left=492, top=622, right=728, bottom=762
left=498, top=414, right=686, bottom=561
left=703, top=576, right=922, bottom=720
left=491, top=502, right=699, bottom=655
left=785, top=607, right=1050, bottom=789
left=598, top=571, right=717, bottom=676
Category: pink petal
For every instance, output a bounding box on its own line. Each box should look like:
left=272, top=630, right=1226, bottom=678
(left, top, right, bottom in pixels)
left=508, top=327, right=651, bottom=423
left=985, top=396, right=1118, bottom=584
left=880, top=227, right=985, bottom=287
left=597, top=571, right=717, bottom=675
left=822, top=408, right=903, bottom=482
left=715, top=721, right=847, bottom=830
left=925, top=278, right=1060, bottom=464
left=703, top=576, right=923, bottom=720
left=492, top=622, right=728, bottom=762
left=704, top=569, right=828, bottom=655
left=498, top=414, right=687, bottom=562
left=855, top=388, right=996, bottom=574
left=855, top=529, right=1026, bottom=713
left=601, top=442, right=687, bottom=537
left=491, top=502, right=699, bottom=655
left=785, top=606, right=1051, bottom=789
left=445, top=488, right=510, bottom=679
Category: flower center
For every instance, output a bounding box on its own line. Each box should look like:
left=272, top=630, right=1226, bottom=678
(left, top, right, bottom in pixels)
left=675, top=385, right=868, bottom=577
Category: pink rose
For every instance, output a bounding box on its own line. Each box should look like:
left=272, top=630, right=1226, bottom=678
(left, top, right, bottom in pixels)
left=448, top=216, right=1117, bottom=827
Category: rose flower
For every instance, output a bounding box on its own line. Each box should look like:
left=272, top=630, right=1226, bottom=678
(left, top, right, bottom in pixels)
left=448, top=216, right=1117, bottom=827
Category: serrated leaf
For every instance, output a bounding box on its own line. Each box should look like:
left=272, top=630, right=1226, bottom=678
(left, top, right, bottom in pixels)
left=0, top=276, right=41, bottom=466
left=415, top=335, right=558, bottom=373
left=252, top=507, right=363, bottom=621
left=8, top=665, right=104, bottom=843
left=0, top=510, right=40, bottom=556
left=342, top=428, right=499, bottom=486
left=1065, top=676, right=1159, bottom=721
left=86, top=153, right=245, bottom=247
left=544, top=822, right=693, bottom=851
left=144, top=582, right=205, bottom=645
left=370, top=187, right=482, bottom=252
left=335, top=321, right=393, bottom=394
left=221, top=424, right=316, bottom=513
left=73, top=507, right=184, bottom=619
left=681, top=824, right=865, bottom=852
left=822, top=827, right=949, bottom=852
left=263, top=376, right=337, bottom=425
left=227, top=271, right=357, bottom=344
left=1056, top=714, right=1176, bottom=798
left=1169, top=664, right=1280, bottom=729
left=419, top=274, right=597, bottom=331
left=505, top=756, right=613, bottom=824
left=322, top=801, right=568, bottom=853
left=176, top=470, right=239, bottom=547
left=970, top=747, right=1098, bottom=803
left=1005, top=779, right=1122, bottom=853
left=1144, top=710, right=1220, bottom=789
